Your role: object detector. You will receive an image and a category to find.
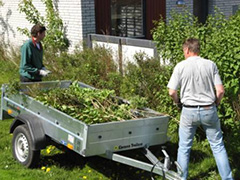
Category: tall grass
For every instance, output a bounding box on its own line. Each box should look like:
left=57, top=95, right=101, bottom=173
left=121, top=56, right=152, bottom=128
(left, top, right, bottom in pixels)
left=0, top=43, right=19, bottom=85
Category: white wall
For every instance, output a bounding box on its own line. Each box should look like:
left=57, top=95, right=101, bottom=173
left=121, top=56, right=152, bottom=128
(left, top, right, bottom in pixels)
left=122, top=45, right=154, bottom=65
left=55, top=0, right=84, bottom=52
left=0, top=0, right=95, bottom=52
left=92, top=40, right=156, bottom=70
left=93, top=41, right=119, bottom=65
left=0, top=0, right=32, bottom=49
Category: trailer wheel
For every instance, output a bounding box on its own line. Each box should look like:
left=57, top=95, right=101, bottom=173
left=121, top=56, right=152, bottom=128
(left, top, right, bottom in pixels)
left=12, top=125, right=40, bottom=168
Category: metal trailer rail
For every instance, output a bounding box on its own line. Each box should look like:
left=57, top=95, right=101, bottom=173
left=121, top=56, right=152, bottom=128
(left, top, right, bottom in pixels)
left=0, top=80, right=182, bottom=180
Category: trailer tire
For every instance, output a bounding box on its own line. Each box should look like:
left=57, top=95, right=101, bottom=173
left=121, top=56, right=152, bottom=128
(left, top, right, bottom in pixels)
left=12, top=125, right=40, bottom=168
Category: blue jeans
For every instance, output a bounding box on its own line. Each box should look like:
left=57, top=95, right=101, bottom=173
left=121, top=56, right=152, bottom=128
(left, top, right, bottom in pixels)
left=177, top=105, right=233, bottom=180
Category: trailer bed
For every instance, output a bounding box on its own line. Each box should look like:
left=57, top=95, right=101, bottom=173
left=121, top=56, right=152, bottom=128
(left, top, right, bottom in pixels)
left=1, top=81, right=169, bottom=156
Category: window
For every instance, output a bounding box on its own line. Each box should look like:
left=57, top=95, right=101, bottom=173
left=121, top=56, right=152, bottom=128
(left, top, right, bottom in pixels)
left=193, top=0, right=208, bottom=24
left=111, top=0, right=144, bottom=38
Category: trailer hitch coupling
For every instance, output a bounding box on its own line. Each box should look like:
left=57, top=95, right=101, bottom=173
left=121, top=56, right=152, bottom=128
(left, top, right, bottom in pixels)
left=162, top=149, right=171, bottom=170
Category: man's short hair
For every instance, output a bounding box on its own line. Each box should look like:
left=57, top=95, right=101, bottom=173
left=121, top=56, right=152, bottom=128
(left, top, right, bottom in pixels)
left=183, top=38, right=200, bottom=54
left=31, top=24, right=46, bottom=37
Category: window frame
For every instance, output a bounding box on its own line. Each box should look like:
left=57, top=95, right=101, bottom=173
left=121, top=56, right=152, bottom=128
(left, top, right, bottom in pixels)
left=110, top=0, right=146, bottom=38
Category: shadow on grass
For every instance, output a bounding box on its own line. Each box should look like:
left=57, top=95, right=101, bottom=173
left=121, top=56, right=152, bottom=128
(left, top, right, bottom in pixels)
left=39, top=150, right=87, bottom=170
left=189, top=169, right=219, bottom=180
left=190, top=149, right=209, bottom=164
left=38, top=143, right=181, bottom=180
left=37, top=137, right=239, bottom=179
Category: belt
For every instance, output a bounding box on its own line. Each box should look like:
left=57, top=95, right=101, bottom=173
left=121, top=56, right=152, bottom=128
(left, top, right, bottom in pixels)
left=183, top=104, right=214, bottom=108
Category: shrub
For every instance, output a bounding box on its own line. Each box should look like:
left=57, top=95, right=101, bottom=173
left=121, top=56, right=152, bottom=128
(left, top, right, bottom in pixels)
left=152, top=9, right=240, bottom=129
left=44, top=46, right=119, bottom=89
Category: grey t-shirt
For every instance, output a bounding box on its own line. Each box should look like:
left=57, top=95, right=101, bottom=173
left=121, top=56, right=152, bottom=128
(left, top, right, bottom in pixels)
left=167, top=56, right=222, bottom=105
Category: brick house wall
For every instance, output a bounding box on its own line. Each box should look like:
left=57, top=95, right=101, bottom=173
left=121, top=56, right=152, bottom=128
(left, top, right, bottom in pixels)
left=208, top=0, right=239, bottom=17
left=0, top=0, right=239, bottom=51
left=166, top=0, right=239, bottom=21
left=166, top=0, right=194, bottom=21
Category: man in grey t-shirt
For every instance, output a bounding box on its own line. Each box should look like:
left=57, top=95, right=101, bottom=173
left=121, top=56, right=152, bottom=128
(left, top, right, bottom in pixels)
left=167, top=38, right=233, bottom=179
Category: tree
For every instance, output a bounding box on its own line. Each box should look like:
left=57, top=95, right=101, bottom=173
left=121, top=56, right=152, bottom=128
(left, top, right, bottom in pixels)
left=18, top=0, right=69, bottom=53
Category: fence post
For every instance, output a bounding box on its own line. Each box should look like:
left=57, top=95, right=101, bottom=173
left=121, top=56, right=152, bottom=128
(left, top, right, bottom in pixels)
left=87, top=34, right=92, bottom=48
left=118, top=38, right=123, bottom=75
left=153, top=45, right=158, bottom=59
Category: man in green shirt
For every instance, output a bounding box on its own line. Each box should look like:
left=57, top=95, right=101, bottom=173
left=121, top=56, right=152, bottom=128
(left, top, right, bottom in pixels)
left=19, top=24, right=50, bottom=82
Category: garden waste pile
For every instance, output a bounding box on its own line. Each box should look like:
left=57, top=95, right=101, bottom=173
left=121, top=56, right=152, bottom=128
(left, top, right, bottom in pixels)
left=26, top=82, right=155, bottom=125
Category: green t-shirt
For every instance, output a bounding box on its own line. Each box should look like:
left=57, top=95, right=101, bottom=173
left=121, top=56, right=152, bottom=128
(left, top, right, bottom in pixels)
left=19, top=39, right=44, bottom=80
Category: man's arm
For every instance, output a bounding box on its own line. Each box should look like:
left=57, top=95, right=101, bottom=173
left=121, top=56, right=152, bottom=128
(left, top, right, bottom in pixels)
left=169, top=89, right=180, bottom=104
left=169, top=89, right=182, bottom=109
left=215, top=84, right=224, bottom=106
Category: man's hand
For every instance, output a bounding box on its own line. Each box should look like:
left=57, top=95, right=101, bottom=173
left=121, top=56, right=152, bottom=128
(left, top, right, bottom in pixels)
left=169, top=89, right=182, bottom=111
left=39, top=69, right=51, bottom=76
left=215, top=84, right=224, bottom=106
left=175, top=101, right=182, bottom=110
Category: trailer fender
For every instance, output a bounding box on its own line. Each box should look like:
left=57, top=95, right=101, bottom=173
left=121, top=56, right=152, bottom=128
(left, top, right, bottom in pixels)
left=10, top=114, right=46, bottom=150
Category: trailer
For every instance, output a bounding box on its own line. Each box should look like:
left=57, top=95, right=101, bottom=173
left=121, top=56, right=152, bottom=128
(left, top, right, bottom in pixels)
left=0, top=80, right=182, bottom=180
